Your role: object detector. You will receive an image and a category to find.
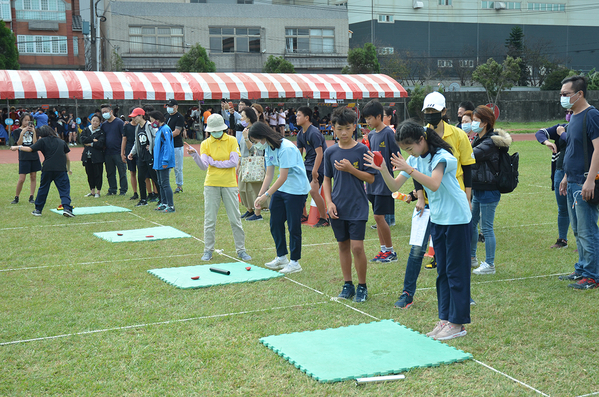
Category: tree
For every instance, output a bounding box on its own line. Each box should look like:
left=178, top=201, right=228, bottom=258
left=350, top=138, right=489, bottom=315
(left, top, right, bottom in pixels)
left=472, top=56, right=521, bottom=107
left=177, top=44, right=216, bottom=73
left=0, top=21, right=20, bottom=70
left=406, top=85, right=433, bottom=122
left=262, top=55, right=295, bottom=73
left=342, top=43, right=380, bottom=74
left=540, top=67, right=573, bottom=90
left=505, top=26, right=527, bottom=86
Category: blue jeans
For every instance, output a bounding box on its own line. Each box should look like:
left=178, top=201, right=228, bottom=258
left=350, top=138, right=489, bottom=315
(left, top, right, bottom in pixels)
left=553, top=169, right=570, bottom=240
left=567, top=183, right=599, bottom=280
left=156, top=168, right=174, bottom=207
left=269, top=191, right=307, bottom=261
left=174, top=146, right=184, bottom=187
left=403, top=218, right=432, bottom=297
left=470, top=196, right=499, bottom=265
left=35, top=171, right=72, bottom=212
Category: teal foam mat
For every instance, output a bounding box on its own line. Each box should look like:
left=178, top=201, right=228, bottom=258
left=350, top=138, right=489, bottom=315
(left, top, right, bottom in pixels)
left=94, top=226, right=191, bottom=242
left=148, top=262, right=283, bottom=289
left=260, top=319, right=472, bottom=383
left=51, top=205, right=131, bottom=215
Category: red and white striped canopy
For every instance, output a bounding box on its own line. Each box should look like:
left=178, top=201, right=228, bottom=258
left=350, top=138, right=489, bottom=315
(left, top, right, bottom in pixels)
left=0, top=71, right=407, bottom=101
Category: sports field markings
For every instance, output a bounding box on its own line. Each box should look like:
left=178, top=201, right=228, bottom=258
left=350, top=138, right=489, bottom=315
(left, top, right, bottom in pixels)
left=0, top=301, right=328, bottom=347
left=473, top=359, right=550, bottom=396
left=577, top=391, right=599, bottom=397
left=0, top=220, right=124, bottom=231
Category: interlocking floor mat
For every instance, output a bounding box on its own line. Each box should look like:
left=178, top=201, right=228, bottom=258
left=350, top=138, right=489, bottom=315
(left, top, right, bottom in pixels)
left=260, top=319, right=472, bottom=383
left=51, top=205, right=131, bottom=215
left=148, top=262, right=283, bottom=289
left=94, top=226, right=191, bottom=242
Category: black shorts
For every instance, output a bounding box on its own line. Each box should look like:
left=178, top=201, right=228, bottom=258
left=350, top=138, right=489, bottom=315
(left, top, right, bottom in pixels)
left=127, top=156, right=137, bottom=172
left=367, top=194, right=394, bottom=215
left=330, top=219, right=367, bottom=242
left=306, top=170, right=324, bottom=186
left=19, top=159, right=42, bottom=175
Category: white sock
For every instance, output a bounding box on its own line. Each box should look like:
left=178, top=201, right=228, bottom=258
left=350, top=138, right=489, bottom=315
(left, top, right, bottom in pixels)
left=383, top=246, right=393, bottom=253
left=380, top=245, right=386, bottom=252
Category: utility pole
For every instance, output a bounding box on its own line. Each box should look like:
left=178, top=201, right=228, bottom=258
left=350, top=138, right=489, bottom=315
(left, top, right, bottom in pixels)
left=90, top=0, right=96, bottom=71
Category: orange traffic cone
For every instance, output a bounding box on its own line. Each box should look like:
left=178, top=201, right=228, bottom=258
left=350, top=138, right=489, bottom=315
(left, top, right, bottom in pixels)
left=424, top=237, right=435, bottom=258
left=306, top=187, right=327, bottom=226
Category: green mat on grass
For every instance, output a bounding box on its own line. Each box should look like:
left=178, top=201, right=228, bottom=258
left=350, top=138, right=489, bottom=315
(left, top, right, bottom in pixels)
left=94, top=226, right=191, bottom=242
left=148, top=262, right=283, bottom=289
left=260, top=319, right=472, bottom=383
left=51, top=205, right=131, bottom=215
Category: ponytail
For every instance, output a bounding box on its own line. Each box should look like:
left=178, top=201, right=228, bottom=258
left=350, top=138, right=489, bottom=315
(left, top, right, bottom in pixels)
left=396, top=120, right=453, bottom=161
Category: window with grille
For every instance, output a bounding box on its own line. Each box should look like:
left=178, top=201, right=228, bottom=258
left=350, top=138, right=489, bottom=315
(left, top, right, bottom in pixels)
left=209, top=27, right=261, bottom=53
left=285, top=28, right=334, bottom=54
left=17, top=35, right=68, bottom=54
left=14, top=0, right=66, bottom=21
left=129, top=26, right=184, bottom=53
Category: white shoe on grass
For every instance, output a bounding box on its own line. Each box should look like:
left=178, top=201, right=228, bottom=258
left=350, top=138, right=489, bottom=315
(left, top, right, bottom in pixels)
left=473, top=261, right=496, bottom=275
left=265, top=256, right=289, bottom=270
left=279, top=260, right=302, bottom=274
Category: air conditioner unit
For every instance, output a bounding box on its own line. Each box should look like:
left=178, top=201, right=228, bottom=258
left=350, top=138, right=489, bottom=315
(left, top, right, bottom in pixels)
left=413, top=0, right=423, bottom=9
left=494, top=2, right=507, bottom=10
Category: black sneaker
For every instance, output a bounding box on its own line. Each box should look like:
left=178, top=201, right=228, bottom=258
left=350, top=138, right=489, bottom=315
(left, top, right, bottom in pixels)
left=314, top=218, right=330, bottom=228
left=135, top=199, right=148, bottom=207
left=107, top=192, right=116, bottom=196
left=63, top=208, right=75, bottom=217
left=174, top=187, right=183, bottom=194
left=425, top=256, right=437, bottom=269
left=31, top=209, right=42, bottom=216
left=10, top=196, right=18, bottom=204
left=568, top=278, right=598, bottom=290
left=337, top=283, right=355, bottom=300
left=130, top=192, right=139, bottom=200
left=550, top=239, right=568, bottom=248
left=148, top=193, right=158, bottom=202
left=559, top=271, right=583, bottom=281
left=28, top=195, right=35, bottom=204
left=478, top=233, right=485, bottom=243
left=354, top=285, right=368, bottom=303
left=394, top=291, right=413, bottom=309
left=119, top=192, right=127, bottom=196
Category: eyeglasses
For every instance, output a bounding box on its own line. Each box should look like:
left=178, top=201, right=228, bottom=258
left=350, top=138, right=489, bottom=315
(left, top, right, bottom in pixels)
left=560, top=91, right=577, bottom=97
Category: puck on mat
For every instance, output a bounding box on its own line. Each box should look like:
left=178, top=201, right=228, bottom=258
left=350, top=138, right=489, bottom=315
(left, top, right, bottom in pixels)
left=245, top=267, right=251, bottom=271
left=117, top=233, right=123, bottom=236
left=191, top=276, right=200, bottom=280
left=146, top=235, right=154, bottom=238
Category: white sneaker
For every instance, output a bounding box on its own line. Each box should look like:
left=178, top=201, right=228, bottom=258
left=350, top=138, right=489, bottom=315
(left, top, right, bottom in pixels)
left=471, top=257, right=478, bottom=268
left=94, top=193, right=101, bottom=198
left=84, top=192, right=94, bottom=197
left=265, top=256, right=289, bottom=270
left=279, top=260, right=302, bottom=274
left=473, top=261, right=496, bottom=275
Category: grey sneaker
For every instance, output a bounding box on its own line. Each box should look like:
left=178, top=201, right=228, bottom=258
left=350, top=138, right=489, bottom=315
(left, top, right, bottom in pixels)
left=63, top=208, right=75, bottom=218
left=559, top=271, right=583, bottom=281
left=31, top=209, right=42, bottom=216
left=237, top=250, right=252, bottom=261
left=279, top=260, right=302, bottom=274
left=201, top=251, right=213, bottom=261
left=473, top=261, right=496, bottom=275
left=434, top=323, right=467, bottom=341
left=471, top=257, right=478, bottom=268
left=265, top=256, right=289, bottom=270
left=426, top=321, right=447, bottom=338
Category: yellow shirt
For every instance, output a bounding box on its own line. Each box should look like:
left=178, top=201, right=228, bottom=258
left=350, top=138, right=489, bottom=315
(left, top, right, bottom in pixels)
left=200, top=134, right=240, bottom=187
left=436, top=121, right=476, bottom=191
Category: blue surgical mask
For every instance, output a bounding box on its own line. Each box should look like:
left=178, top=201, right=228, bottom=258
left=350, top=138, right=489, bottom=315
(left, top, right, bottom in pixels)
left=560, top=94, right=579, bottom=109
left=471, top=121, right=483, bottom=134
left=211, top=131, right=224, bottom=139
left=253, top=142, right=268, bottom=150
left=167, top=107, right=174, bottom=114
left=102, top=112, right=111, bottom=120
left=461, top=122, right=471, bottom=133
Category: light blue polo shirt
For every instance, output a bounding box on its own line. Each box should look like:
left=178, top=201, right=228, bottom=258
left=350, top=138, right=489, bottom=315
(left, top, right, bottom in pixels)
left=265, top=138, right=310, bottom=195
left=400, top=148, right=471, bottom=225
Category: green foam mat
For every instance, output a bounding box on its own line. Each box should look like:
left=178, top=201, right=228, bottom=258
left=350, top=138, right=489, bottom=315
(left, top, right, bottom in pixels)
left=94, top=226, right=191, bottom=242
left=148, top=262, right=283, bottom=289
left=51, top=205, right=131, bottom=215
left=260, top=319, right=472, bottom=383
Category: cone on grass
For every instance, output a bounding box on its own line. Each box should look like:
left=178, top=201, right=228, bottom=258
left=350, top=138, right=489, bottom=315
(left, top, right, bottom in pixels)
left=424, top=237, right=435, bottom=258
left=305, top=187, right=327, bottom=226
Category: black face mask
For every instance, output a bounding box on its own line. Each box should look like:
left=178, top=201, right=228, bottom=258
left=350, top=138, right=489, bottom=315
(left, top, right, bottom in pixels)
left=424, top=113, right=443, bottom=128
left=457, top=116, right=463, bottom=124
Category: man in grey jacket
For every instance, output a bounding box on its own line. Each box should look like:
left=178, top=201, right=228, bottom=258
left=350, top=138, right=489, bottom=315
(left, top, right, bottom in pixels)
left=127, top=108, right=159, bottom=207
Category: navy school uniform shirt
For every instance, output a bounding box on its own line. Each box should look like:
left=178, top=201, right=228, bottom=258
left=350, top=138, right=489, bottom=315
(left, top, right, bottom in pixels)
left=297, top=124, right=327, bottom=173
left=29, top=135, right=70, bottom=172
left=367, top=125, right=401, bottom=195
left=563, top=106, right=599, bottom=184
left=123, top=122, right=137, bottom=156
left=324, top=142, right=376, bottom=221
left=101, top=117, right=125, bottom=156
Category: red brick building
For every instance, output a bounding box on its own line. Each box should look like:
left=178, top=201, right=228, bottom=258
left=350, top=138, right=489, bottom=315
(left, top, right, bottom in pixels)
left=2, top=0, right=85, bottom=70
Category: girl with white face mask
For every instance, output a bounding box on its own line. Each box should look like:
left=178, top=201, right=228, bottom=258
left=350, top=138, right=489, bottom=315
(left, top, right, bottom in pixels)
left=249, top=121, right=310, bottom=275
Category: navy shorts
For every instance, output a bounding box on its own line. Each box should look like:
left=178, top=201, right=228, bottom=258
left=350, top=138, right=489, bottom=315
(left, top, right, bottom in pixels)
left=19, top=159, right=42, bottom=175
left=127, top=156, right=137, bottom=172
left=330, top=219, right=367, bottom=242
left=306, top=170, right=324, bottom=186
left=367, top=194, right=394, bottom=215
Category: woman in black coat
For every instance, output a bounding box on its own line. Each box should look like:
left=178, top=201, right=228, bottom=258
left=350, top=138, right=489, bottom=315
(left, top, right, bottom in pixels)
left=470, top=105, right=512, bottom=276
left=80, top=114, right=106, bottom=198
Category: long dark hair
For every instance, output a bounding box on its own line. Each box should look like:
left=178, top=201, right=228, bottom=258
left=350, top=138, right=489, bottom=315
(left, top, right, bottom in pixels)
left=384, top=106, right=398, bottom=129
left=248, top=122, right=282, bottom=149
left=37, top=125, right=58, bottom=138
left=396, top=120, right=453, bottom=161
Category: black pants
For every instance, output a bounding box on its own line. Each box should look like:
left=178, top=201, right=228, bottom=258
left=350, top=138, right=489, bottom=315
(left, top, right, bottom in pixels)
left=137, top=158, right=159, bottom=201
left=105, top=153, right=128, bottom=194
left=84, top=161, right=103, bottom=191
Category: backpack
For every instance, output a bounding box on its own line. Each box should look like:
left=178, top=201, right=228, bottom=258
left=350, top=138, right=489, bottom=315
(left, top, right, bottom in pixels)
left=496, top=149, right=519, bottom=193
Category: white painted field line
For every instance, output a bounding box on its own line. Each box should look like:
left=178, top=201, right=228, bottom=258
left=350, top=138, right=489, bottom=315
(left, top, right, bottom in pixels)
left=577, top=391, right=599, bottom=397
left=127, top=211, right=205, bottom=244
left=473, top=359, right=550, bottom=396
left=0, top=220, right=123, bottom=231
left=0, top=301, right=328, bottom=347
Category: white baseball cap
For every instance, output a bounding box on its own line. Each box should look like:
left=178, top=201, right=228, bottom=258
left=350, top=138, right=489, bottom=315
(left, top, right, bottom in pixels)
left=422, top=92, right=446, bottom=112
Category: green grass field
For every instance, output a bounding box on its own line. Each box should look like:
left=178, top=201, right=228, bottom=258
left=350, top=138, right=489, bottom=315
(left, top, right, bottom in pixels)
left=1, top=139, right=597, bottom=396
